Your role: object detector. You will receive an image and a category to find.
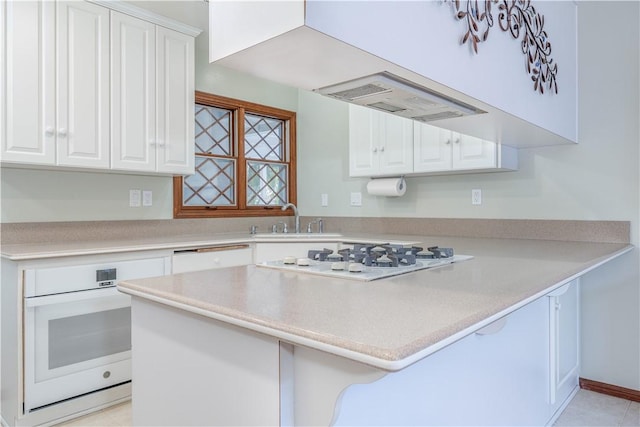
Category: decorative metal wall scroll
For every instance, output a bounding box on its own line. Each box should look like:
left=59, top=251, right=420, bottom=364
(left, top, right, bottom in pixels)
left=447, top=0, right=558, bottom=94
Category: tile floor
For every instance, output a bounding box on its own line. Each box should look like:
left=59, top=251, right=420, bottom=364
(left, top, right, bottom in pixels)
left=54, top=401, right=130, bottom=427
left=553, top=390, right=639, bottom=427
left=55, top=389, right=638, bottom=426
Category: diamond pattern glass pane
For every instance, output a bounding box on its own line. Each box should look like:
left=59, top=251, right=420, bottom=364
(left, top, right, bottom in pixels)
left=195, top=104, right=232, bottom=156
left=246, top=161, right=287, bottom=206
left=183, top=156, right=235, bottom=206
left=244, top=114, right=283, bottom=161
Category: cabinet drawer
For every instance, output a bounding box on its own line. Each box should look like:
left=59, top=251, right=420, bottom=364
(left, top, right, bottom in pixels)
left=25, top=256, right=169, bottom=297
left=172, top=245, right=252, bottom=273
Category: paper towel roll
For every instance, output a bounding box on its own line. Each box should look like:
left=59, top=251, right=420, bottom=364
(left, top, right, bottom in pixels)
left=366, top=178, right=406, bottom=197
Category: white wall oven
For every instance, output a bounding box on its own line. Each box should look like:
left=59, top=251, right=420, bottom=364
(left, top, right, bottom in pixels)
left=23, top=256, right=169, bottom=413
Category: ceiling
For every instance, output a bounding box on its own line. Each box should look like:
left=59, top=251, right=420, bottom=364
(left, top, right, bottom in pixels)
left=126, top=0, right=209, bottom=34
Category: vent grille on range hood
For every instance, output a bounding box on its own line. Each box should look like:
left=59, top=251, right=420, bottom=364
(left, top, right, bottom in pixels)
left=315, top=72, right=486, bottom=123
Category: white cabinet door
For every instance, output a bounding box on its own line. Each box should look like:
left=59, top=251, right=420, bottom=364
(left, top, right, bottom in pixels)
left=2, top=1, right=109, bottom=168
left=414, top=122, right=513, bottom=174
left=452, top=133, right=497, bottom=170
left=1, top=1, right=56, bottom=165
left=413, top=122, right=452, bottom=172
left=111, top=11, right=156, bottom=172
left=56, top=1, right=110, bottom=168
left=349, top=104, right=413, bottom=177
left=548, top=280, right=580, bottom=415
left=377, top=112, right=413, bottom=176
left=156, top=26, right=194, bottom=175
left=111, top=15, right=194, bottom=175
left=349, top=104, right=377, bottom=177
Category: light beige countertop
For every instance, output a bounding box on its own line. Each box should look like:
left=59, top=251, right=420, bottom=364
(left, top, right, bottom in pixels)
left=0, top=233, right=252, bottom=260
left=117, top=236, right=633, bottom=371
left=0, top=232, right=425, bottom=261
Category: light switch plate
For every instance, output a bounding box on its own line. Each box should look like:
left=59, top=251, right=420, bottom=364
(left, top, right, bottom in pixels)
left=142, top=190, right=153, bottom=207
left=350, top=192, right=362, bottom=206
left=321, top=193, right=329, bottom=207
left=129, top=189, right=141, bottom=207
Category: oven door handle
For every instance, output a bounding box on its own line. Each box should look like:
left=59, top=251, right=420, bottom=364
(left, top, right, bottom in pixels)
left=24, top=286, right=128, bottom=308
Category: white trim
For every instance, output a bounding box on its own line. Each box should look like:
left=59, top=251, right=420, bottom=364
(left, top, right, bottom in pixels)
left=87, top=0, right=202, bottom=37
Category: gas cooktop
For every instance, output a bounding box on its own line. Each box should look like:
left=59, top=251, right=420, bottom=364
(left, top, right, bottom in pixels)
left=257, top=243, right=472, bottom=281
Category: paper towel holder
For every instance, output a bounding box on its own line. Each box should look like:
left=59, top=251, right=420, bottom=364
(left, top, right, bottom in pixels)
left=366, top=175, right=407, bottom=197
left=370, top=175, right=405, bottom=186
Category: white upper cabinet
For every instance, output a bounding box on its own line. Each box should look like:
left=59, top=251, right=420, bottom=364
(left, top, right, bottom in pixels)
left=1, top=1, right=109, bottom=168
left=412, top=123, right=453, bottom=172
left=2, top=0, right=199, bottom=175
left=350, top=108, right=517, bottom=178
left=414, top=122, right=517, bottom=174
left=155, top=27, right=194, bottom=175
left=453, top=134, right=498, bottom=170
left=111, top=13, right=194, bottom=175
left=110, top=12, right=156, bottom=172
left=349, top=105, right=413, bottom=177
left=209, top=1, right=577, bottom=148
left=56, top=1, right=110, bottom=168
left=2, top=1, right=55, bottom=164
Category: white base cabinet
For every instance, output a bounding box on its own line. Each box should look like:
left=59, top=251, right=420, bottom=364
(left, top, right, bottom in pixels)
left=172, top=245, right=252, bottom=273
left=330, top=297, right=551, bottom=426
left=126, top=279, right=580, bottom=427
left=548, top=280, right=580, bottom=415
left=0, top=251, right=171, bottom=427
left=130, top=297, right=281, bottom=427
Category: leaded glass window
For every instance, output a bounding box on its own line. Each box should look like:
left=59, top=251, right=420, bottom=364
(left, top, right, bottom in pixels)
left=174, top=92, right=296, bottom=218
left=195, top=105, right=231, bottom=156
left=183, top=156, right=235, bottom=206
left=247, top=161, right=288, bottom=206
left=245, top=114, right=283, bottom=161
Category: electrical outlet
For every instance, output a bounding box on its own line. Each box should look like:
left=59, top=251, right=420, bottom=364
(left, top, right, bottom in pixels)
left=471, top=189, right=482, bottom=205
left=129, top=189, right=141, bottom=207
left=350, top=192, right=362, bottom=207
left=321, top=193, right=329, bottom=207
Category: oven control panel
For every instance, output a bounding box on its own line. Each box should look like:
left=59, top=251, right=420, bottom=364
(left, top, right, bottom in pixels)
left=24, top=256, right=170, bottom=297
left=96, top=268, right=117, bottom=287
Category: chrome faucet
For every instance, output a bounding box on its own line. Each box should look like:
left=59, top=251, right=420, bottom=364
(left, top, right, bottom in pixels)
left=306, top=218, right=324, bottom=234
left=281, top=203, right=300, bottom=233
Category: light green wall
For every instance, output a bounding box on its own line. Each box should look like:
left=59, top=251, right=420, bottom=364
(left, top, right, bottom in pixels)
left=0, top=168, right=173, bottom=222
left=0, top=31, right=298, bottom=223
left=0, top=0, right=637, bottom=390
left=296, top=1, right=640, bottom=390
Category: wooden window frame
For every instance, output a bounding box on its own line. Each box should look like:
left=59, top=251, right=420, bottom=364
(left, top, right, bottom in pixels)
left=173, top=91, right=297, bottom=219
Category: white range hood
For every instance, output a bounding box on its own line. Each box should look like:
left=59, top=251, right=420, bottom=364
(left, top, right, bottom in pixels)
left=316, top=72, right=486, bottom=123
left=208, top=1, right=578, bottom=148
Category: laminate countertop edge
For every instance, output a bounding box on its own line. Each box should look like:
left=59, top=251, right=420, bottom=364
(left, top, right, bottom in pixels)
left=117, top=240, right=634, bottom=371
